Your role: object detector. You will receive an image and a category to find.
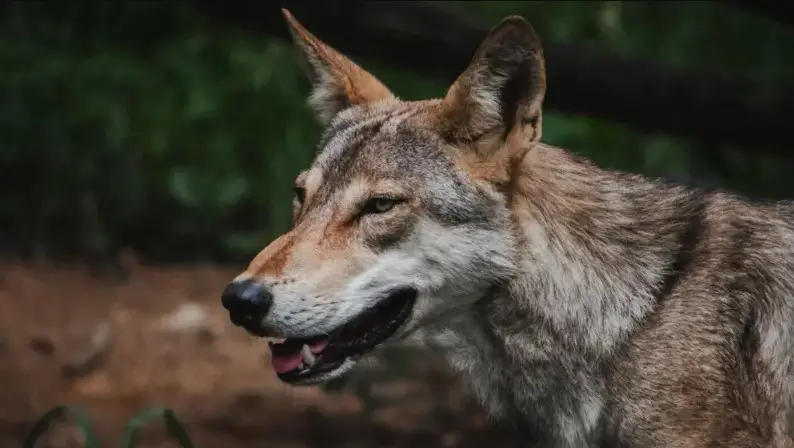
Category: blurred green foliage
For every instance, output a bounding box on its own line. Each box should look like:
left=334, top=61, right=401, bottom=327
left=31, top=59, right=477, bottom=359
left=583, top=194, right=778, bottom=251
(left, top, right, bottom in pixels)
left=1, top=2, right=793, bottom=263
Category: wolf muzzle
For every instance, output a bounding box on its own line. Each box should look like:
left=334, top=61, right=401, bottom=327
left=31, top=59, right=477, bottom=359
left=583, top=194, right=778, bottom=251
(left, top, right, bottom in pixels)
left=220, top=278, right=273, bottom=337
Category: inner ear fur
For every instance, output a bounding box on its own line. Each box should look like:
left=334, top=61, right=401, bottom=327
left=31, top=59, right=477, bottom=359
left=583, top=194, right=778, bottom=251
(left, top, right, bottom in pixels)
left=439, top=16, right=546, bottom=163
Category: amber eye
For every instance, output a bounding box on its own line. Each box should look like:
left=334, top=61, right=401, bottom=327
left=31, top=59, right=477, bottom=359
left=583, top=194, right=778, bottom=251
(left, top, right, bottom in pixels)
left=362, top=197, right=401, bottom=215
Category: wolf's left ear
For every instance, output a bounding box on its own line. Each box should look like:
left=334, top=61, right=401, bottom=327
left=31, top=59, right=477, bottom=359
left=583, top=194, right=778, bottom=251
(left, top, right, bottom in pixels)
left=440, top=16, right=546, bottom=163
left=282, top=9, right=395, bottom=125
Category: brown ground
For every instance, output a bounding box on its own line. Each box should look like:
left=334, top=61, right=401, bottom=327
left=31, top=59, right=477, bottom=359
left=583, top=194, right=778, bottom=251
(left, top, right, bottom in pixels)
left=0, top=258, right=503, bottom=448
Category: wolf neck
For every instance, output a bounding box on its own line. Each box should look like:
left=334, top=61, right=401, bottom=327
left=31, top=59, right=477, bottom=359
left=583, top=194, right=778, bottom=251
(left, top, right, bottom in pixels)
left=504, top=143, right=704, bottom=356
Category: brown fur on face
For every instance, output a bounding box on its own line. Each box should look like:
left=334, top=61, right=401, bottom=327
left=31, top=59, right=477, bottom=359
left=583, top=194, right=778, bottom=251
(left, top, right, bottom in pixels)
left=223, top=11, right=794, bottom=447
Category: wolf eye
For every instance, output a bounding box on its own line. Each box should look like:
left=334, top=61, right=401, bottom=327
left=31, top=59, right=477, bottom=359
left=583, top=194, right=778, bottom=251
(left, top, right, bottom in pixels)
left=293, top=186, right=306, bottom=204
left=363, top=197, right=400, bottom=215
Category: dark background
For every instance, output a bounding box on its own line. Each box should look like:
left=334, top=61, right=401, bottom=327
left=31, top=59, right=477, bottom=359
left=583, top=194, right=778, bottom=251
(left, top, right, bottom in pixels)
left=1, top=1, right=793, bottom=447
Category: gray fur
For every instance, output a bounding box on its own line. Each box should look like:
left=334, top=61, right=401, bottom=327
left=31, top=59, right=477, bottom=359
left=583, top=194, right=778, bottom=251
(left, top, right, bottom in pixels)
left=230, top=11, right=794, bottom=447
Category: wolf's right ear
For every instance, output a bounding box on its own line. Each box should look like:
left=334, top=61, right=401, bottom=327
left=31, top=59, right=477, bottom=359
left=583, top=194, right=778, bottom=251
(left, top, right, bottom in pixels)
left=440, top=16, right=546, bottom=165
left=282, top=9, right=395, bottom=126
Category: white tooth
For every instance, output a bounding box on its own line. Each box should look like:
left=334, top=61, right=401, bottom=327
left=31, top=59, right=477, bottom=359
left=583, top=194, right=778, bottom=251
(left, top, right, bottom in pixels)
left=301, top=344, right=316, bottom=365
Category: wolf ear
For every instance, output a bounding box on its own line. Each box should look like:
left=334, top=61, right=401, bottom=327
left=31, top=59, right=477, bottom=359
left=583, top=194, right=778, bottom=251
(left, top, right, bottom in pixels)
left=282, top=9, right=395, bottom=125
left=440, top=16, right=546, bottom=162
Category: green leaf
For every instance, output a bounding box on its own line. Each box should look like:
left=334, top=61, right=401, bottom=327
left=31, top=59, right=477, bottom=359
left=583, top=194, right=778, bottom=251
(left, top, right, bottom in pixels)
left=23, top=405, right=99, bottom=448
left=121, top=406, right=196, bottom=448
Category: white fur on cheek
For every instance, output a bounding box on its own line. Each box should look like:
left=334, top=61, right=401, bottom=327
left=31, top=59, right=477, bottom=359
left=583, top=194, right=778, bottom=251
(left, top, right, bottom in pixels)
left=330, top=220, right=518, bottom=328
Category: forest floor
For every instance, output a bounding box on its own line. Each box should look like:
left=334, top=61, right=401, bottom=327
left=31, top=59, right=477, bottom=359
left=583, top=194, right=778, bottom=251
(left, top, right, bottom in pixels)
left=0, top=258, right=505, bottom=447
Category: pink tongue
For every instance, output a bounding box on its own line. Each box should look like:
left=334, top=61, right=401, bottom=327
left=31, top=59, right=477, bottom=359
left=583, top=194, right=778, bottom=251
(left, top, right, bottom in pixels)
left=271, top=353, right=303, bottom=374
left=270, top=340, right=329, bottom=374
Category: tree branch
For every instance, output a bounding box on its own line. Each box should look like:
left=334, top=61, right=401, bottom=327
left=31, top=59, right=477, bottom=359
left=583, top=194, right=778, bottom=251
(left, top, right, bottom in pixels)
left=193, top=0, right=794, bottom=154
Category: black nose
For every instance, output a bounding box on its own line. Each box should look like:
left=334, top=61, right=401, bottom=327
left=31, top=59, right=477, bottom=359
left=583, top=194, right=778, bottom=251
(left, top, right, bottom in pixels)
left=221, top=278, right=273, bottom=336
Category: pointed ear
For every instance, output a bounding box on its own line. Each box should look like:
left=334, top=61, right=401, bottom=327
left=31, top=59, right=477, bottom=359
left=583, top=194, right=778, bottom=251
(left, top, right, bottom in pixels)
left=440, top=16, right=546, bottom=162
left=282, top=9, right=395, bottom=125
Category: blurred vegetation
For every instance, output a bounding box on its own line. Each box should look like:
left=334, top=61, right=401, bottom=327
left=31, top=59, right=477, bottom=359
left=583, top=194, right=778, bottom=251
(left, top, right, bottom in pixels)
left=1, top=1, right=793, bottom=264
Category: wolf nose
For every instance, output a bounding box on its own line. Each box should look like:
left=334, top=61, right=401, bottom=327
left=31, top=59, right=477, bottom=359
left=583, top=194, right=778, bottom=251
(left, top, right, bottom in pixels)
left=221, top=278, right=272, bottom=336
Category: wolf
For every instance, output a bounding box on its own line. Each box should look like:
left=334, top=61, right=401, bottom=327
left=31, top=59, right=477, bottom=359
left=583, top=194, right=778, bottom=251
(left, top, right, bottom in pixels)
left=220, top=9, right=794, bottom=447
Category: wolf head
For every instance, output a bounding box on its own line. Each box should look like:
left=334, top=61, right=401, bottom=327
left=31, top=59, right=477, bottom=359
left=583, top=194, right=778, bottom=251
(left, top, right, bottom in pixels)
left=221, top=10, right=547, bottom=385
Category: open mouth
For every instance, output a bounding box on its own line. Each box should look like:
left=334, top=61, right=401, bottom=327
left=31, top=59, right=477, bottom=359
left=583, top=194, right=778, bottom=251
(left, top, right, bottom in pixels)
left=268, top=288, right=417, bottom=384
